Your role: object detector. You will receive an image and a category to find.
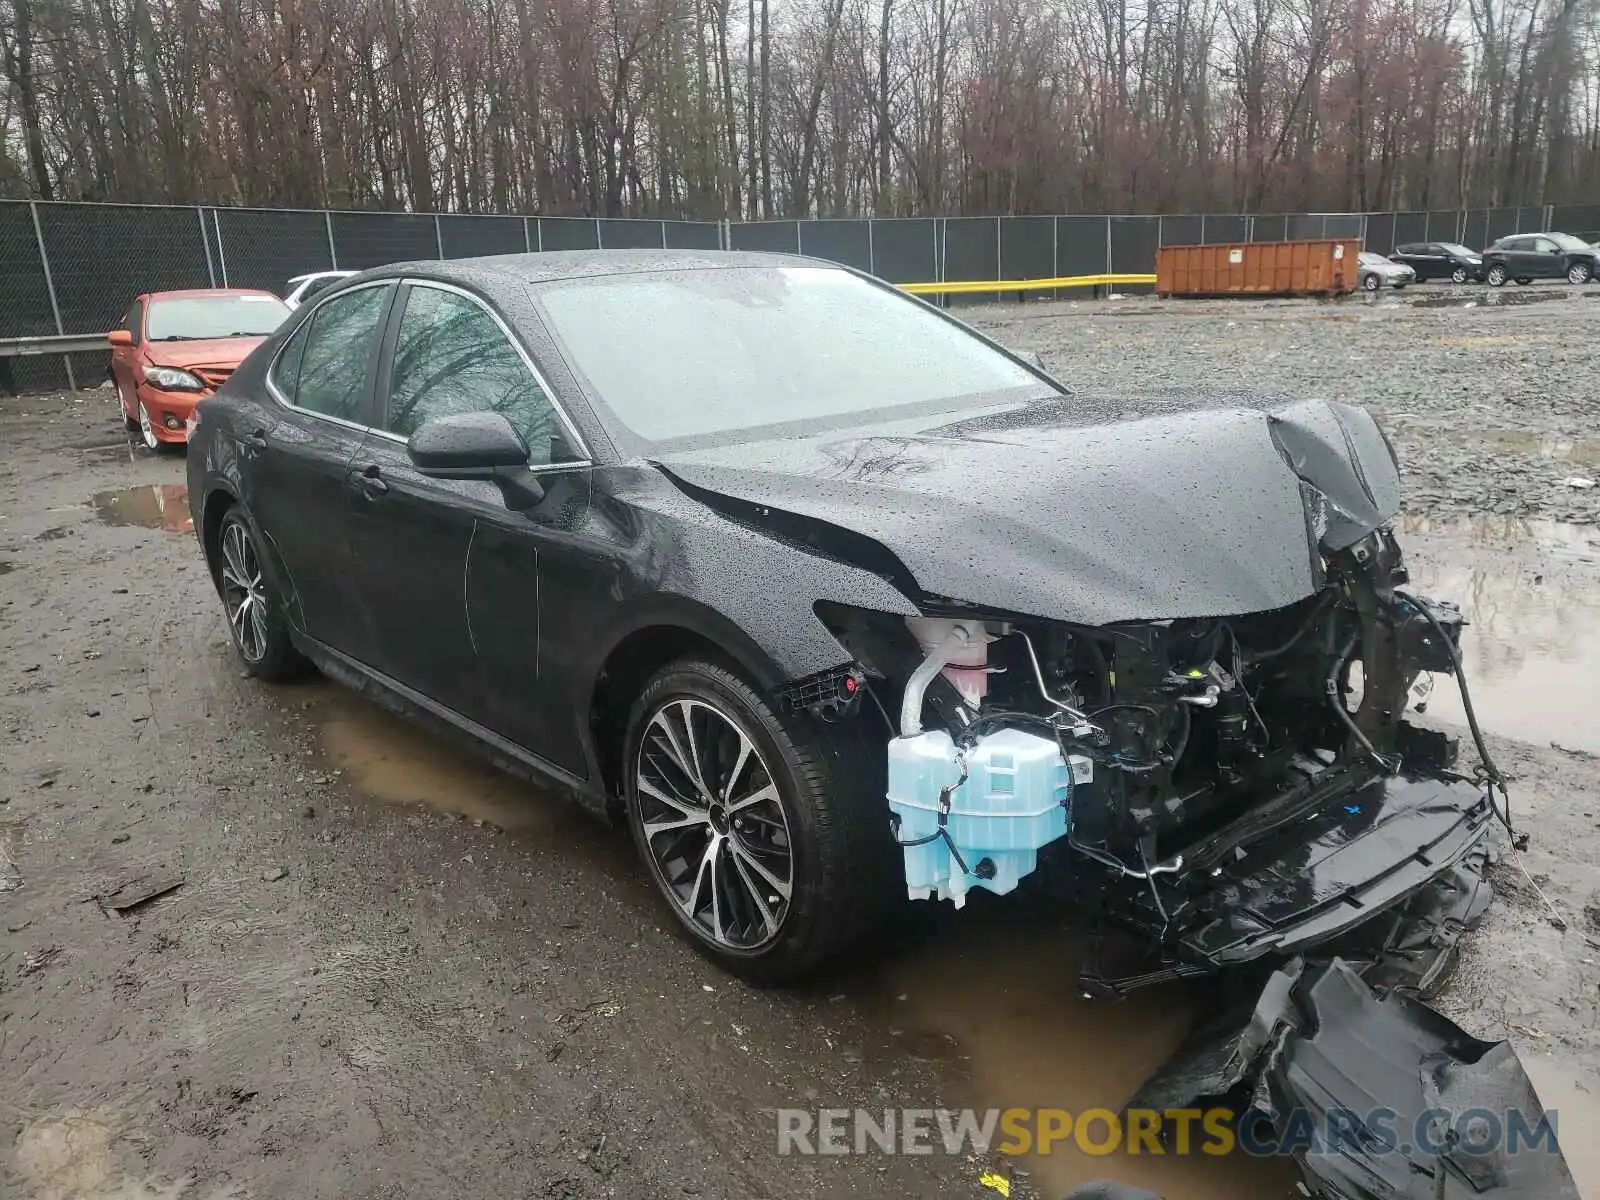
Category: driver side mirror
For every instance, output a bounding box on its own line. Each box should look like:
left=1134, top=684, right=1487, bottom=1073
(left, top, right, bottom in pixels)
left=107, top=329, right=133, bottom=347
left=407, top=411, right=545, bottom=506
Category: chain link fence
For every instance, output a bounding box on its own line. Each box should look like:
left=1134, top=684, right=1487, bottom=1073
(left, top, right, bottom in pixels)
left=4, top=199, right=1596, bottom=390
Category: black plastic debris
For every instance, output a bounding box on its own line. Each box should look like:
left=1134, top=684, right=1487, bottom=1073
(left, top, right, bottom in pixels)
left=1132, top=958, right=1579, bottom=1200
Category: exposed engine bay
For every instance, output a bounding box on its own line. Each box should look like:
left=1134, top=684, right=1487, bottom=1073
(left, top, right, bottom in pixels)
left=815, top=524, right=1579, bottom=1197
left=817, top=523, right=1506, bottom=1000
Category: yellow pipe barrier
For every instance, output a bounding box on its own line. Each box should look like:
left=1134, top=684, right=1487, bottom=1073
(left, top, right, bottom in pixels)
left=900, top=273, right=1156, bottom=296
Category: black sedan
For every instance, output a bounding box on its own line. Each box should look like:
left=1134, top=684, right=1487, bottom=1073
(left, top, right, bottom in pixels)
left=186, top=251, right=1494, bottom=996
left=1388, top=241, right=1485, bottom=283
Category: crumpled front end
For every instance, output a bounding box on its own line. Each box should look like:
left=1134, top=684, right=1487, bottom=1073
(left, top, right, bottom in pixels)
left=839, top=519, right=1497, bottom=997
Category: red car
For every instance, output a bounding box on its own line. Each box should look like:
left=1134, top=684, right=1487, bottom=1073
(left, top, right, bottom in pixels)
left=108, top=289, right=291, bottom=450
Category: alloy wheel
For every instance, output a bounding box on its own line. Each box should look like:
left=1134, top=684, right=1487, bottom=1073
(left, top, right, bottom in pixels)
left=1568, top=263, right=1591, bottom=284
left=138, top=403, right=159, bottom=451
left=220, top=520, right=270, bottom=664
left=1451, top=268, right=1468, bottom=284
left=1363, top=274, right=1379, bottom=291
left=634, top=697, right=793, bottom=951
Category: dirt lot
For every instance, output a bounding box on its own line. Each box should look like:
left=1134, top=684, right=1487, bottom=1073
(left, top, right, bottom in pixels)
left=3, top=289, right=1600, bottom=1200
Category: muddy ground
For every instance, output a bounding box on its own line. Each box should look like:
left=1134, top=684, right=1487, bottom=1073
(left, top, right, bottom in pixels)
left=3, top=289, right=1600, bottom=1200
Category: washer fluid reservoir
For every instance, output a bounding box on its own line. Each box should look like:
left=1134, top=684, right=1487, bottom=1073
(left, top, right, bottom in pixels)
left=887, top=727, right=1089, bottom=907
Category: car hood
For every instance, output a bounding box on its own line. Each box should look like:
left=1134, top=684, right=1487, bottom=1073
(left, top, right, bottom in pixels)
left=141, top=337, right=266, bottom=368
left=649, top=391, right=1400, bottom=625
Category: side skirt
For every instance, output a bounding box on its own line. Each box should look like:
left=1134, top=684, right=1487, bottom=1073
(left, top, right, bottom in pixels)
left=291, top=633, right=613, bottom=819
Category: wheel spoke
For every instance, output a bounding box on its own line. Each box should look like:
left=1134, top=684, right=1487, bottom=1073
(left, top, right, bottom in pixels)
left=727, top=845, right=780, bottom=938
left=649, top=708, right=706, bottom=798
left=222, top=531, right=248, bottom=583
left=642, top=810, right=705, bottom=841
left=638, top=773, right=703, bottom=819
left=684, top=836, right=718, bottom=919
left=719, top=731, right=753, bottom=804
left=675, top=700, right=712, bottom=797
left=728, top=835, right=791, bottom=902
left=726, top=783, right=778, bottom=816
left=249, top=602, right=268, bottom=658
left=220, top=563, right=247, bottom=592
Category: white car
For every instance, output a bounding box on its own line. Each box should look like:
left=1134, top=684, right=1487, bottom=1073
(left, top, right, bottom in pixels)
left=282, top=270, right=357, bottom=309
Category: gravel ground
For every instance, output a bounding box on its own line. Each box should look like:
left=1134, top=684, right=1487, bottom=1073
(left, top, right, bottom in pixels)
left=3, top=294, right=1599, bottom=1200
left=966, top=286, right=1600, bottom=525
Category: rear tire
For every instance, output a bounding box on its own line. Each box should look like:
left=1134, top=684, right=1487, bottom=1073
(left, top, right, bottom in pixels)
left=215, top=508, right=307, bottom=682
left=623, top=657, right=890, bottom=984
left=1514, top=277, right=1531, bottom=286
left=1486, top=265, right=1508, bottom=287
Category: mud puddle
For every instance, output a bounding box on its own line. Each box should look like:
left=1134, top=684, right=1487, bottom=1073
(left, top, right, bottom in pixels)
left=301, top=684, right=569, bottom=836
left=847, top=899, right=1299, bottom=1198
left=1402, top=288, right=1584, bottom=309
left=1401, top=517, right=1600, bottom=756
left=91, top=483, right=193, bottom=534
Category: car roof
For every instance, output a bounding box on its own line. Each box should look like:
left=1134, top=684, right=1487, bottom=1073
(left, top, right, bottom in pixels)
left=354, top=249, right=809, bottom=291
left=143, top=288, right=282, bottom=301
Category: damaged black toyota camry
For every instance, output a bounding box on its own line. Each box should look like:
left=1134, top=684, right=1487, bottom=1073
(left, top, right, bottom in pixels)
left=187, top=251, right=1575, bottom=1198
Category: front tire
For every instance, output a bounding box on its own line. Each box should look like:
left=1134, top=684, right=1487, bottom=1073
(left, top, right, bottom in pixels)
left=623, top=657, right=886, bottom=984
left=1362, top=273, right=1380, bottom=292
left=1567, top=262, right=1592, bottom=284
left=1451, top=267, right=1469, bottom=284
left=1486, top=265, right=1508, bottom=287
left=216, top=509, right=306, bottom=681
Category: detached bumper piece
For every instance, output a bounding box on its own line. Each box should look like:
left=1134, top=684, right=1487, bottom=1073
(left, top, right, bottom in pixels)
left=1084, top=770, right=1496, bottom=996
left=1131, top=959, right=1580, bottom=1199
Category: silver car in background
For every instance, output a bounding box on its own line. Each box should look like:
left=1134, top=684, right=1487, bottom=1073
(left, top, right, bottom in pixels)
left=1357, top=251, right=1415, bottom=291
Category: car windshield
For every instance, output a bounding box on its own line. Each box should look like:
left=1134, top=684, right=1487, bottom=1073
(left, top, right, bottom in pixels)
left=145, top=295, right=289, bottom=341
left=535, top=265, right=1052, bottom=447
left=1549, top=233, right=1592, bottom=251
left=1358, top=252, right=1387, bottom=265
left=1438, top=243, right=1477, bottom=256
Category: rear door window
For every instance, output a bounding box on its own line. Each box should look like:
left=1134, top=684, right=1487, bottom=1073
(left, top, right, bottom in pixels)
left=278, top=285, right=390, bottom=423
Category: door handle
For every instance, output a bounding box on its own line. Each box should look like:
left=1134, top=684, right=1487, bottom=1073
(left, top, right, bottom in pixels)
left=355, top=464, right=389, bottom=499
left=242, top=429, right=268, bottom=457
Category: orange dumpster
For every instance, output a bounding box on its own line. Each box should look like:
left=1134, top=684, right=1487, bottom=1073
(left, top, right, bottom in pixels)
left=1156, top=239, right=1360, bottom=297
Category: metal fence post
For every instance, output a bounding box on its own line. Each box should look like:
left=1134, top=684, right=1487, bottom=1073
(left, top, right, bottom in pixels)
left=867, top=218, right=875, bottom=276
left=523, top=217, right=533, bottom=252
left=211, top=210, right=230, bottom=286
left=659, top=220, right=667, bottom=249
left=434, top=214, right=444, bottom=259
left=1199, top=213, right=1206, bottom=245
left=198, top=206, right=217, bottom=287
left=1104, top=216, right=1113, bottom=276
left=29, top=200, right=75, bottom=391
left=994, top=216, right=1002, bottom=302
left=594, top=217, right=602, bottom=249
left=325, top=211, right=339, bottom=269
